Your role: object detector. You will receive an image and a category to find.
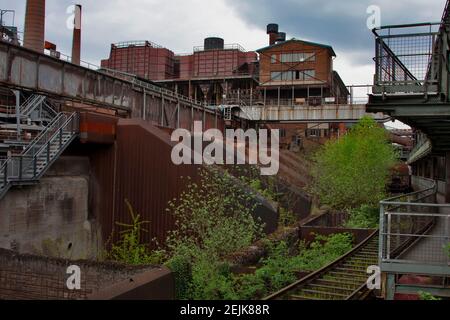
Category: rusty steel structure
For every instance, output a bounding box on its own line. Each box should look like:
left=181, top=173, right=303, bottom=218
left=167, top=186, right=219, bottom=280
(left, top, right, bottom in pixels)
left=0, top=41, right=221, bottom=130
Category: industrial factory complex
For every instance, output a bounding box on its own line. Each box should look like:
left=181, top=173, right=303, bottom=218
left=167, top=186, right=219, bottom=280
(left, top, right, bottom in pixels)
left=0, top=0, right=448, bottom=303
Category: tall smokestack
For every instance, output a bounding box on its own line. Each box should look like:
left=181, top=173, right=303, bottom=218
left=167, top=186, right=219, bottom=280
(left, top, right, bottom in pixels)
left=71, top=5, right=82, bottom=65
left=267, top=23, right=279, bottom=46
left=24, top=0, right=46, bottom=53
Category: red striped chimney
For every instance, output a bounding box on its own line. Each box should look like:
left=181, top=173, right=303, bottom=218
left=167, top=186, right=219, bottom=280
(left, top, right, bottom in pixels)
left=24, top=0, right=46, bottom=52
left=71, top=5, right=82, bottom=65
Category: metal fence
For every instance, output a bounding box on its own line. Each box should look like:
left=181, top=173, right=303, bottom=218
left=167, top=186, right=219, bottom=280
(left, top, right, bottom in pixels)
left=373, top=23, right=442, bottom=95
left=380, top=178, right=450, bottom=272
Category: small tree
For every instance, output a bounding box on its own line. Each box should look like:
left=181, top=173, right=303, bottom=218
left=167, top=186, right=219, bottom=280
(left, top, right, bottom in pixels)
left=107, top=199, right=164, bottom=265
left=311, top=117, right=397, bottom=210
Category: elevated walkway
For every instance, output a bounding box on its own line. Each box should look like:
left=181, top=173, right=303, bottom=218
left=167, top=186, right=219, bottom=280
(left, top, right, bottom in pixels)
left=230, top=104, right=390, bottom=123
left=379, top=178, right=450, bottom=299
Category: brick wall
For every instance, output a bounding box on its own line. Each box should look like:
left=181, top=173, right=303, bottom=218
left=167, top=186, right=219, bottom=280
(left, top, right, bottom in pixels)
left=0, top=248, right=170, bottom=300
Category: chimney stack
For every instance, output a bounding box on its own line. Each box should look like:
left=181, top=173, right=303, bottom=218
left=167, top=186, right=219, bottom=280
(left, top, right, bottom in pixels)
left=71, top=5, right=82, bottom=65
left=276, top=32, right=286, bottom=43
left=24, top=0, right=46, bottom=53
left=267, top=23, right=279, bottom=46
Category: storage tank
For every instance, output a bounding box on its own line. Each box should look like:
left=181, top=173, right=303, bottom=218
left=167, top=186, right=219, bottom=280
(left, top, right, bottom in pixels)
left=266, top=23, right=279, bottom=45
left=266, top=23, right=279, bottom=34
left=204, top=37, right=224, bottom=50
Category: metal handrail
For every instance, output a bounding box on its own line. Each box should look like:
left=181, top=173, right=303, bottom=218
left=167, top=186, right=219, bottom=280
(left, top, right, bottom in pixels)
left=20, top=113, right=67, bottom=156
left=7, top=112, right=78, bottom=181
left=379, top=177, right=449, bottom=268
left=381, top=177, right=436, bottom=204
left=20, top=94, right=45, bottom=115
left=29, top=112, right=78, bottom=160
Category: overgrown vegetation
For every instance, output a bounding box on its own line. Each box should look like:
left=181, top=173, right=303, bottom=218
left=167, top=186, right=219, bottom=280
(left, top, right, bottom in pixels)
left=232, top=233, right=354, bottom=299
left=311, top=117, right=397, bottom=211
left=164, top=167, right=264, bottom=299
left=418, top=291, right=442, bottom=301
left=344, top=205, right=379, bottom=229
left=107, top=199, right=163, bottom=265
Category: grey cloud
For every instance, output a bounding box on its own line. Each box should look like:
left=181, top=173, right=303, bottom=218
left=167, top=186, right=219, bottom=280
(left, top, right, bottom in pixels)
left=225, top=0, right=444, bottom=64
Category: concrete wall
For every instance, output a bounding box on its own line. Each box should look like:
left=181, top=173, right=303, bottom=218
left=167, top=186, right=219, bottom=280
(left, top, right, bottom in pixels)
left=0, top=156, right=102, bottom=260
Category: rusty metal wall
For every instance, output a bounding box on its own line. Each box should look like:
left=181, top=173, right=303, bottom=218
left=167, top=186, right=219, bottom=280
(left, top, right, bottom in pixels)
left=86, top=119, right=201, bottom=246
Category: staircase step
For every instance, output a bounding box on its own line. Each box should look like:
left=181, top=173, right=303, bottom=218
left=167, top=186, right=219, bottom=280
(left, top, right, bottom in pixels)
left=307, top=283, right=356, bottom=294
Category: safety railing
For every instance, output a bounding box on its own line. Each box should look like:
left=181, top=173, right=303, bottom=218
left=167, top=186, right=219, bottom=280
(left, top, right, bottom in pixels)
left=20, top=94, right=45, bottom=115
left=380, top=178, right=450, bottom=272
left=407, top=131, right=432, bottom=164
left=372, top=22, right=443, bottom=96
left=6, top=112, right=79, bottom=181
left=193, top=43, right=246, bottom=52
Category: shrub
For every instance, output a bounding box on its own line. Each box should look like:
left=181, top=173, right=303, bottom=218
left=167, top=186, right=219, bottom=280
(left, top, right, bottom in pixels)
left=344, top=205, right=379, bottom=229
left=279, top=207, right=297, bottom=227
left=232, top=233, right=354, bottom=299
left=311, top=117, right=397, bottom=210
left=165, top=167, right=264, bottom=299
left=107, top=199, right=164, bottom=265
left=419, top=291, right=442, bottom=300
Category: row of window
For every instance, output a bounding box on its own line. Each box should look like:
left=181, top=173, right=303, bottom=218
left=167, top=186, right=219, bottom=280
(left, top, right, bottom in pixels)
left=271, top=53, right=316, bottom=64
left=270, top=70, right=316, bottom=81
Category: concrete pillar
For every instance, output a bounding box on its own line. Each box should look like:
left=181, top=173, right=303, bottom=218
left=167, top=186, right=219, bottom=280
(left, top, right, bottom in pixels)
left=24, top=0, right=46, bottom=53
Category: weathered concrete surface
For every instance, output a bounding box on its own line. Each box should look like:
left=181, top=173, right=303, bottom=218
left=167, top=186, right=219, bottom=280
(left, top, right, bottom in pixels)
left=0, top=156, right=102, bottom=260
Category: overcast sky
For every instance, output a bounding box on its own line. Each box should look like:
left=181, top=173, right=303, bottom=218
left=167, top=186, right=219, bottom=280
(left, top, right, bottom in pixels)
left=1, top=0, right=445, bottom=91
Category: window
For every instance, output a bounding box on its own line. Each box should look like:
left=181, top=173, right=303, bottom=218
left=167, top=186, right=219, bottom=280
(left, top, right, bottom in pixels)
left=270, top=70, right=315, bottom=82
left=280, top=53, right=316, bottom=63
left=281, top=54, right=292, bottom=63
left=303, top=69, right=316, bottom=80
left=282, top=71, right=294, bottom=81
left=271, top=54, right=277, bottom=63
left=280, top=129, right=286, bottom=138
left=306, top=129, right=321, bottom=137
left=271, top=71, right=282, bottom=80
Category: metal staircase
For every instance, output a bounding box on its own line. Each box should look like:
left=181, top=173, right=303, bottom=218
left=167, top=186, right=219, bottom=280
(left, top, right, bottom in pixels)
left=0, top=112, right=79, bottom=199
left=20, top=94, right=57, bottom=119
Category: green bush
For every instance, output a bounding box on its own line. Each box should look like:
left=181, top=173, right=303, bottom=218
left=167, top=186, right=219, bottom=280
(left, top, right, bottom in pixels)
left=344, top=205, right=379, bottom=229
left=311, top=117, right=397, bottom=210
left=165, top=252, right=192, bottom=300
left=107, top=199, right=164, bottom=265
left=164, top=167, right=264, bottom=299
left=419, top=291, right=442, bottom=300
left=231, top=233, right=354, bottom=299
left=279, top=207, right=297, bottom=227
